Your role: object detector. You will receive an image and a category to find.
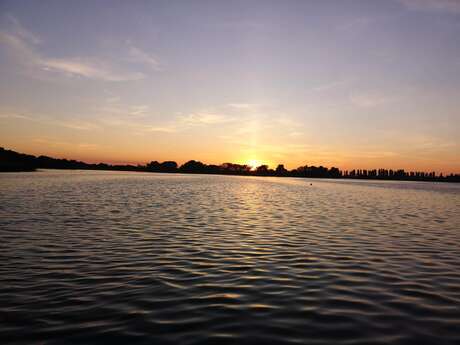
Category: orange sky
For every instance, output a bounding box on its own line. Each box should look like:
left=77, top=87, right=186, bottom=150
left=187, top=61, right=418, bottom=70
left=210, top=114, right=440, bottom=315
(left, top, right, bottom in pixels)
left=1, top=2, right=459, bottom=174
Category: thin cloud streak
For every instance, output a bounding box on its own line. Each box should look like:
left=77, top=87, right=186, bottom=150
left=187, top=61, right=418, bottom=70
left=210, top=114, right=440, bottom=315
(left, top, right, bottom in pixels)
left=0, top=16, right=150, bottom=81
left=0, top=109, right=99, bottom=131
left=128, top=45, right=161, bottom=70
left=146, top=126, right=178, bottom=133
left=33, top=138, right=101, bottom=150
left=4, top=14, right=41, bottom=44
left=179, top=112, right=235, bottom=126
left=227, top=103, right=260, bottom=110
left=41, top=58, right=144, bottom=81
left=144, top=112, right=237, bottom=133
left=0, top=112, right=34, bottom=120
left=98, top=98, right=150, bottom=117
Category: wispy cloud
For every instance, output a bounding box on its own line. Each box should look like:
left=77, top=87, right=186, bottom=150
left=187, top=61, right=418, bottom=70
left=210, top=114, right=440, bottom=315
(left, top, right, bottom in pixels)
left=96, top=101, right=237, bottom=134
left=128, top=105, right=150, bottom=116
left=4, top=14, right=41, bottom=44
left=98, top=97, right=150, bottom=116
left=227, top=103, right=260, bottom=110
left=219, top=112, right=305, bottom=149
left=33, top=138, right=100, bottom=150
left=343, top=150, right=400, bottom=160
left=146, top=125, right=178, bottom=133
left=0, top=112, right=34, bottom=120
left=128, top=45, right=161, bottom=70
left=142, top=112, right=235, bottom=133
left=40, top=58, right=144, bottom=81
left=54, top=119, right=99, bottom=131
left=399, top=133, right=458, bottom=153
left=0, top=109, right=98, bottom=131
left=0, top=16, right=151, bottom=81
left=399, top=0, right=460, bottom=14
left=0, top=30, right=36, bottom=62
left=179, top=112, right=234, bottom=125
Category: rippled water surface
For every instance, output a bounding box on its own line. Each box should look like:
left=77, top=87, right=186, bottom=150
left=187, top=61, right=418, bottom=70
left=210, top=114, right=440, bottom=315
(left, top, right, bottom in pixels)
left=1, top=170, right=460, bottom=344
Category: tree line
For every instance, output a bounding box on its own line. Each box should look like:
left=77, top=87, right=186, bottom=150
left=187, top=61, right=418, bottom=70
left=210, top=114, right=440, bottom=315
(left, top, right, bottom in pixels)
left=1, top=147, right=459, bottom=182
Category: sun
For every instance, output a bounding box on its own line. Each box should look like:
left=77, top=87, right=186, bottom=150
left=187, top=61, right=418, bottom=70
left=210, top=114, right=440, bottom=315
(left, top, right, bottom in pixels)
left=246, top=159, right=261, bottom=170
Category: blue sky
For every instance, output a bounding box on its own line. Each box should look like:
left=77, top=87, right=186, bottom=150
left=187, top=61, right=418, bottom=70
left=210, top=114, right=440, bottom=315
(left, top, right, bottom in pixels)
left=0, top=0, right=459, bottom=172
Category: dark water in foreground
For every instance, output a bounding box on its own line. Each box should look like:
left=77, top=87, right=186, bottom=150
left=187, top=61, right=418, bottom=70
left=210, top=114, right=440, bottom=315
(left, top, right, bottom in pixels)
left=1, top=170, right=460, bottom=344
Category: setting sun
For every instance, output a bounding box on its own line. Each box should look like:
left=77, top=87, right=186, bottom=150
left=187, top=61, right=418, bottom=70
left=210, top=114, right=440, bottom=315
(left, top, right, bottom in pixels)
left=1, top=2, right=460, bottom=345
left=246, top=159, right=262, bottom=170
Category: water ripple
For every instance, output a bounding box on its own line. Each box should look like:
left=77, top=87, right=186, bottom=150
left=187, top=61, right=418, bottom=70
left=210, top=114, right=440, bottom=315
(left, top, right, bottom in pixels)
left=1, top=171, right=460, bottom=344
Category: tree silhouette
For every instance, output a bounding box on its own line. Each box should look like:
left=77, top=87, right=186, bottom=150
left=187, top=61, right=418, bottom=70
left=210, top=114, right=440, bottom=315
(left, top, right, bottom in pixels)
left=159, top=161, right=178, bottom=172
left=180, top=160, right=206, bottom=173
left=276, top=164, right=287, bottom=176
left=255, top=165, right=269, bottom=175
left=1, top=147, right=458, bottom=182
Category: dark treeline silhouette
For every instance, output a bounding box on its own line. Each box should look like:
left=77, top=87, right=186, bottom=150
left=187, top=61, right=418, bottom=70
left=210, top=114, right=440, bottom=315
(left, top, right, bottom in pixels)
left=1, top=147, right=459, bottom=182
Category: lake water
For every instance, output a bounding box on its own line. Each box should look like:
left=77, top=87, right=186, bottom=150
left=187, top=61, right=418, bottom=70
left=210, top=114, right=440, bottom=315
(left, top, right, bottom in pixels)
left=1, top=170, right=460, bottom=344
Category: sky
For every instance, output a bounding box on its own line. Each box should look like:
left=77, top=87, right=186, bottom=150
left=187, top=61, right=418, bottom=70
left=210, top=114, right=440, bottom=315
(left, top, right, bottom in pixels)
left=0, top=0, right=459, bottom=173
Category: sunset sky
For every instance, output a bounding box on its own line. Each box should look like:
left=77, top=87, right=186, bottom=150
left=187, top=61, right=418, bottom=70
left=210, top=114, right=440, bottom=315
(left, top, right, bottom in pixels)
left=1, top=0, right=459, bottom=173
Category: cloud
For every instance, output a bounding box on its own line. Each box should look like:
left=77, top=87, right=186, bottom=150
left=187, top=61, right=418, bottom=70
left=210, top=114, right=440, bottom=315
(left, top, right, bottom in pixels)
left=40, top=58, right=144, bottom=81
left=0, top=17, right=148, bottom=81
left=0, top=109, right=98, bottom=131
left=146, top=126, right=178, bottom=133
left=96, top=103, right=236, bottom=134
left=97, top=115, right=179, bottom=134
left=54, top=119, right=99, bottom=131
left=0, top=31, right=37, bottom=62
left=344, top=150, right=399, bottom=160
left=128, top=105, right=149, bottom=116
left=399, top=0, right=460, bottom=14
left=0, top=112, right=34, bottom=120
left=219, top=112, right=305, bottom=151
left=98, top=98, right=150, bottom=116
left=227, top=103, right=260, bottom=110
left=141, top=111, right=237, bottom=134
left=3, top=14, right=41, bottom=44
left=400, top=133, right=458, bottom=153
left=77, top=143, right=99, bottom=150
left=147, top=109, right=239, bottom=134
left=128, top=46, right=161, bottom=70
left=179, top=112, right=235, bottom=125
left=33, top=138, right=100, bottom=149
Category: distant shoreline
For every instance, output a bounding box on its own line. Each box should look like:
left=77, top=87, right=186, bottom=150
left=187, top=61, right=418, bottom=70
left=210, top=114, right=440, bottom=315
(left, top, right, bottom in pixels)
left=1, top=147, right=459, bottom=183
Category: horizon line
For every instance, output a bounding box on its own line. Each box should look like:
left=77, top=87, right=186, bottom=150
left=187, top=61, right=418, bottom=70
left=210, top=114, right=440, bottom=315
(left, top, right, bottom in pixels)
left=1, top=146, right=459, bottom=178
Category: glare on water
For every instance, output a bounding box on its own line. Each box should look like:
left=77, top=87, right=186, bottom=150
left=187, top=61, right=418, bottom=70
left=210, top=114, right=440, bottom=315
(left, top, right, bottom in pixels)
left=1, top=170, right=459, bottom=344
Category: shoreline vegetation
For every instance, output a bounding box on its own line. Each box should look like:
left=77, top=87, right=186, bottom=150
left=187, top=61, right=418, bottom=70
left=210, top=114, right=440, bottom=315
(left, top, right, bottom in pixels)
left=1, top=147, right=459, bottom=182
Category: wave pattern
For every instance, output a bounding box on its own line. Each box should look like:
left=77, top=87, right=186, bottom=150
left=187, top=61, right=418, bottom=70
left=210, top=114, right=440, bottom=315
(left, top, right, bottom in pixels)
left=1, top=171, right=460, bottom=344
